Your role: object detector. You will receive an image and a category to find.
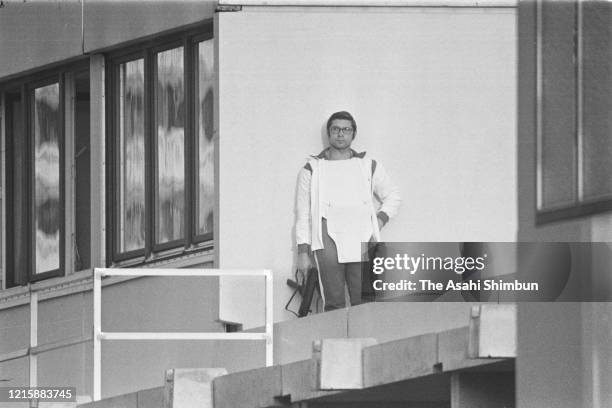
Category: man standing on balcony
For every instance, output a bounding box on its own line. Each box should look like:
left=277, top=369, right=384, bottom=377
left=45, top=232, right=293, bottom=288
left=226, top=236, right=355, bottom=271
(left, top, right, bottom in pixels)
left=296, top=111, right=401, bottom=311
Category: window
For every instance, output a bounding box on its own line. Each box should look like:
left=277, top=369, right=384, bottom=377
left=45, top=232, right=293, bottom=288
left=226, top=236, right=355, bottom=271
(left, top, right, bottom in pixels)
left=4, top=79, right=65, bottom=285
left=536, top=1, right=612, bottom=223
left=2, top=62, right=90, bottom=287
left=33, top=82, right=62, bottom=275
left=107, top=28, right=214, bottom=263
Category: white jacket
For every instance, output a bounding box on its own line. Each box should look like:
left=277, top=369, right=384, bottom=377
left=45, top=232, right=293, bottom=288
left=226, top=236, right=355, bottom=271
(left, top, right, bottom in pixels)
left=296, top=149, right=401, bottom=253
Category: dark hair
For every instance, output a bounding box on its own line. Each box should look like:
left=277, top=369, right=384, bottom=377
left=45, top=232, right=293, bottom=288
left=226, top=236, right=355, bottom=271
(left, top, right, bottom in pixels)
left=326, top=111, right=357, bottom=137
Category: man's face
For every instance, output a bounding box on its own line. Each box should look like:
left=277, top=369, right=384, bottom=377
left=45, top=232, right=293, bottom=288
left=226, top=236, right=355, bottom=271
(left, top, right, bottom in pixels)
left=328, top=119, right=355, bottom=150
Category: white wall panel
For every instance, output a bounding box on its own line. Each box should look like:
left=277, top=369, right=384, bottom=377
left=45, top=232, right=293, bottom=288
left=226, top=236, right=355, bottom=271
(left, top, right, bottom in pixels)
left=217, top=7, right=517, bottom=326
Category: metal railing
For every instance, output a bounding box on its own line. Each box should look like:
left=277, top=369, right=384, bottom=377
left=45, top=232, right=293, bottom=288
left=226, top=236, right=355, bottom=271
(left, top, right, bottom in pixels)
left=93, top=268, right=273, bottom=401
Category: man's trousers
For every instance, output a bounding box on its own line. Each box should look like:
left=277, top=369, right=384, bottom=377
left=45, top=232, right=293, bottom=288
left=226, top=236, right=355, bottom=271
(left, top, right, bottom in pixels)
left=314, top=219, right=363, bottom=311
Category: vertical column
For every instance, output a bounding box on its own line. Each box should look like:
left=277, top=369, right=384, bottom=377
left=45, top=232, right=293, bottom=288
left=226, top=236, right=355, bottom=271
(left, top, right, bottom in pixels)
left=90, top=54, right=106, bottom=401
left=0, top=93, right=5, bottom=289
left=90, top=55, right=106, bottom=268
left=64, top=72, right=76, bottom=276
left=213, top=12, right=220, bottom=269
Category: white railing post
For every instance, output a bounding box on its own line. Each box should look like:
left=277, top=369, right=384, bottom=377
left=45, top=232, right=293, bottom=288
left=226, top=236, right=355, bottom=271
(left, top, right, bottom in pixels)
left=265, top=270, right=273, bottom=367
left=29, top=291, right=38, bottom=388
left=93, top=268, right=102, bottom=401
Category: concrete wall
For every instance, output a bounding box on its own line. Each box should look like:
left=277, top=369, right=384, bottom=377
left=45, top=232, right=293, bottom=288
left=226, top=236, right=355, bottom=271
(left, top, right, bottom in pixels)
left=83, top=1, right=216, bottom=52
left=0, top=0, right=83, bottom=80
left=0, top=1, right=216, bottom=80
left=216, top=6, right=517, bottom=327
left=0, top=267, right=222, bottom=400
left=516, top=1, right=612, bottom=407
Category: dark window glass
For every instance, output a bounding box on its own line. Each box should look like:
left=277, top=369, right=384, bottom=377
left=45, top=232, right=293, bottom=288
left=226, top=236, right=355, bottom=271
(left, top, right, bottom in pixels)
left=155, top=47, right=185, bottom=244
left=118, top=59, right=146, bottom=252
left=33, top=83, right=61, bottom=274
left=75, top=70, right=91, bottom=270
left=196, top=40, right=214, bottom=236
left=5, top=92, right=27, bottom=286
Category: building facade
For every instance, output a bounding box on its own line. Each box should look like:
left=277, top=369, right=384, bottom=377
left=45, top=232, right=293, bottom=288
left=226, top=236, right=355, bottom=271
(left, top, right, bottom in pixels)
left=0, top=0, right=610, bottom=406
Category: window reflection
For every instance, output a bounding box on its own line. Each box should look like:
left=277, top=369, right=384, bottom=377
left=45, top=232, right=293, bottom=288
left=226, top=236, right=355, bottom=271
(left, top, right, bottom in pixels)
left=197, top=40, right=214, bottom=235
left=155, top=47, right=185, bottom=244
left=119, top=59, right=145, bottom=252
left=34, top=83, right=60, bottom=273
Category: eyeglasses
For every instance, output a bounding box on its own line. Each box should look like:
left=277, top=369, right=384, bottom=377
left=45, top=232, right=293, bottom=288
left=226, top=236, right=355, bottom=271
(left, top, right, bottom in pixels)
left=329, top=126, right=354, bottom=136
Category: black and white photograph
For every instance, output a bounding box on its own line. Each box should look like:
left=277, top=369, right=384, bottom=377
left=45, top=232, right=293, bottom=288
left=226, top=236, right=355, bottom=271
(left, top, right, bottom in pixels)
left=0, top=0, right=611, bottom=407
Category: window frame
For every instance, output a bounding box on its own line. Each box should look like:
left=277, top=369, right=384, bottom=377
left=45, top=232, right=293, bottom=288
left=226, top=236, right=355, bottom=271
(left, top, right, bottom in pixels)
left=108, top=50, right=147, bottom=262
left=1, top=59, right=89, bottom=287
left=535, top=0, right=612, bottom=225
left=27, top=75, right=65, bottom=282
left=106, top=24, right=215, bottom=265
left=191, top=32, right=215, bottom=245
left=151, top=39, right=188, bottom=253
left=3, top=85, right=30, bottom=287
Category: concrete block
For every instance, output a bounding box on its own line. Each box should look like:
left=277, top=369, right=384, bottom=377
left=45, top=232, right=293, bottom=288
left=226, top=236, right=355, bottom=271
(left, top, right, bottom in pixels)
left=165, top=368, right=226, bottom=408
left=280, top=359, right=339, bottom=403
left=348, top=302, right=475, bottom=343
left=469, top=304, right=516, bottom=358
left=213, top=365, right=281, bottom=408
left=316, top=338, right=377, bottom=390
left=275, top=307, right=348, bottom=365
left=362, top=333, right=437, bottom=388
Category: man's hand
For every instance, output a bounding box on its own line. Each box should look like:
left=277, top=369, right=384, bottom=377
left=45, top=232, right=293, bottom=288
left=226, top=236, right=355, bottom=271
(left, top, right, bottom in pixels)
left=377, top=217, right=385, bottom=231
left=297, top=252, right=313, bottom=274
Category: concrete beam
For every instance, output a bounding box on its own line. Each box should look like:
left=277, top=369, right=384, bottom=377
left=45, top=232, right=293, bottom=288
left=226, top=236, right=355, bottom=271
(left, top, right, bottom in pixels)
left=165, top=368, right=227, bottom=408
left=362, top=333, right=437, bottom=388
left=279, top=359, right=340, bottom=403
left=438, top=327, right=505, bottom=372
left=275, top=305, right=349, bottom=365
left=77, top=387, right=165, bottom=408
left=39, top=403, right=78, bottom=408
left=316, top=338, right=377, bottom=390
left=347, top=303, right=474, bottom=344
left=137, top=387, right=165, bottom=408
left=79, top=390, right=138, bottom=408
left=220, top=0, right=517, bottom=7
left=78, top=369, right=225, bottom=408
left=213, top=365, right=282, bottom=408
